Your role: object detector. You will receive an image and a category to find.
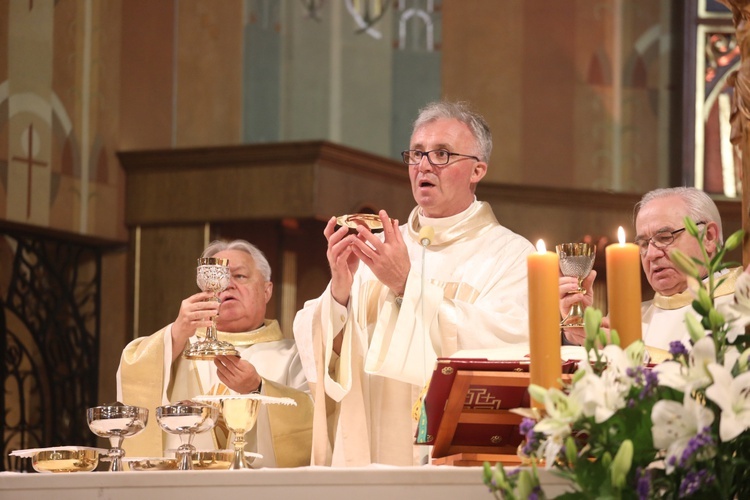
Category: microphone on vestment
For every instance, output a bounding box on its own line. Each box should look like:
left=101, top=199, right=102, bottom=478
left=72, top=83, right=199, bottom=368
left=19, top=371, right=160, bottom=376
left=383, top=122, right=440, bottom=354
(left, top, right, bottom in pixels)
left=418, top=226, right=434, bottom=248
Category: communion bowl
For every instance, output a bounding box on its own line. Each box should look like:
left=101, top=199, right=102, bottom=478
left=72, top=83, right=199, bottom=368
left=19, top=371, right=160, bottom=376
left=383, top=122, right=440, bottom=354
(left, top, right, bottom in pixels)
left=87, top=403, right=149, bottom=439
left=156, top=400, right=219, bottom=435
left=10, top=446, right=106, bottom=473
left=336, top=213, right=384, bottom=234
left=123, top=457, right=179, bottom=471
left=191, top=449, right=234, bottom=470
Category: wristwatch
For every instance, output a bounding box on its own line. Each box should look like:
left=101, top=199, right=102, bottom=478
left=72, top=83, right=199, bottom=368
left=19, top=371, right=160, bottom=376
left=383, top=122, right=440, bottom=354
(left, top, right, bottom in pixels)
left=250, top=379, right=263, bottom=394
left=395, top=295, right=404, bottom=307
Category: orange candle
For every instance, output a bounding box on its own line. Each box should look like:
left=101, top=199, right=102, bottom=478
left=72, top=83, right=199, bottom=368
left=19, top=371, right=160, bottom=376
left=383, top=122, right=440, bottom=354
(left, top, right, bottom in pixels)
left=528, top=239, right=562, bottom=408
left=606, top=227, right=643, bottom=348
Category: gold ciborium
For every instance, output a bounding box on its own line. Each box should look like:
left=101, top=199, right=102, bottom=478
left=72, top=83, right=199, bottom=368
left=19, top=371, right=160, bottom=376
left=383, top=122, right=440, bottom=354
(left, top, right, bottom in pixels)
left=86, top=403, right=149, bottom=472
left=556, top=243, right=596, bottom=328
left=183, top=257, right=238, bottom=359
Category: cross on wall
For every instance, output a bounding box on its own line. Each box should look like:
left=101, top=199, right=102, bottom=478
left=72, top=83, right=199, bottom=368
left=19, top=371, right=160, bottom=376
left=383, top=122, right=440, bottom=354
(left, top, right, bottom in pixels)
left=11, top=123, right=48, bottom=219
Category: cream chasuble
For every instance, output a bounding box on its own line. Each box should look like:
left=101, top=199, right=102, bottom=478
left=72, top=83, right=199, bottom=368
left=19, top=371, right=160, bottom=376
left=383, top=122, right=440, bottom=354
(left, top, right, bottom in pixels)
left=294, top=200, right=535, bottom=466
left=117, top=319, right=313, bottom=468
left=641, top=267, right=742, bottom=351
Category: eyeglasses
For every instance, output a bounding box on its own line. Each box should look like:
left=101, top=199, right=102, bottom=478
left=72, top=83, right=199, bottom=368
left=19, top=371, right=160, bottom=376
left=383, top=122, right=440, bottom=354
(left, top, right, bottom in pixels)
left=634, top=221, right=705, bottom=256
left=401, top=149, right=480, bottom=167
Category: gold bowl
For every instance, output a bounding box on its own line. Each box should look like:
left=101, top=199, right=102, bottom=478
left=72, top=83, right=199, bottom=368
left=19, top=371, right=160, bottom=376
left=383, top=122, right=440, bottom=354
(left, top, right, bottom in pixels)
left=123, top=457, right=179, bottom=471
left=192, top=449, right=234, bottom=470
left=10, top=447, right=105, bottom=473
left=336, top=213, right=383, bottom=233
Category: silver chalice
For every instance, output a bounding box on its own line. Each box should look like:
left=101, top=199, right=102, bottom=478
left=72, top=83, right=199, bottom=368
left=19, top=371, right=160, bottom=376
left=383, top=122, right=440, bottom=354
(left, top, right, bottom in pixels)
left=183, top=257, right=238, bottom=359
left=86, top=403, right=148, bottom=471
left=556, top=243, right=596, bottom=328
left=156, top=400, right=219, bottom=470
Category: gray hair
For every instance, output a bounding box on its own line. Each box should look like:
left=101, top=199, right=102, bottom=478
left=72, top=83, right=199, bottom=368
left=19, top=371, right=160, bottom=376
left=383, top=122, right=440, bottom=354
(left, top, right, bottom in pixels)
left=201, top=239, right=272, bottom=281
left=412, top=101, right=493, bottom=163
left=634, top=187, right=724, bottom=245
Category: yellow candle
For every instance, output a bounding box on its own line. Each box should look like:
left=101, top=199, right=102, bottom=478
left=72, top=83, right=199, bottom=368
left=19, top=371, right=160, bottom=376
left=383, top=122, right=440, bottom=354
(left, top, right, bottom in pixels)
left=528, top=239, right=562, bottom=408
left=606, top=227, right=643, bottom=348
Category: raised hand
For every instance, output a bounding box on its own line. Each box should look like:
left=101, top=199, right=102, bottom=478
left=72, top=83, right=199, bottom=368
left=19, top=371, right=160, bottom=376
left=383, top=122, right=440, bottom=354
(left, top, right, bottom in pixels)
left=325, top=216, right=361, bottom=306
left=214, top=355, right=262, bottom=394
left=349, top=210, right=411, bottom=296
left=171, top=291, right=220, bottom=360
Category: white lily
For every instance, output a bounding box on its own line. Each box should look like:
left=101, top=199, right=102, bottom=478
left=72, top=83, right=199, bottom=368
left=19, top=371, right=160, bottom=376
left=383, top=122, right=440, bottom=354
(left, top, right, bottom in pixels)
left=531, top=388, right=582, bottom=469
left=720, top=271, right=750, bottom=342
left=705, top=363, right=750, bottom=441
left=655, top=336, right=716, bottom=392
left=568, top=361, right=628, bottom=423
left=651, top=392, right=715, bottom=473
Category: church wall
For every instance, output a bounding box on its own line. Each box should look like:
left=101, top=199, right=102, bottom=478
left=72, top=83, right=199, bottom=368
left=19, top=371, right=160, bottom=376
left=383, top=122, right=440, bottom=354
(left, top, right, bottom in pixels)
left=0, top=0, right=738, bottom=463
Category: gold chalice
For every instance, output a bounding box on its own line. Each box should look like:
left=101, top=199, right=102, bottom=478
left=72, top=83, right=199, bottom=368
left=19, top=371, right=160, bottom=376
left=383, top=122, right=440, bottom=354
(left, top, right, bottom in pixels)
left=183, top=257, right=238, bottom=359
left=194, top=393, right=297, bottom=469
left=556, top=243, right=596, bottom=328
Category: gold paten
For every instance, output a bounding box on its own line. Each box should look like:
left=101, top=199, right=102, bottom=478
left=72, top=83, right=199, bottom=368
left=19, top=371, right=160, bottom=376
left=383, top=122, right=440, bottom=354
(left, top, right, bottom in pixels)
left=336, top=213, right=384, bottom=233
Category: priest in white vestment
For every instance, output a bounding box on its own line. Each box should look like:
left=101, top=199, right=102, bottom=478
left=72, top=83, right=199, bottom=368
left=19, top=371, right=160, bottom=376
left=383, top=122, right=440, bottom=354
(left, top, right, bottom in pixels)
left=293, top=101, right=535, bottom=466
left=117, top=240, right=313, bottom=468
left=560, top=187, right=742, bottom=355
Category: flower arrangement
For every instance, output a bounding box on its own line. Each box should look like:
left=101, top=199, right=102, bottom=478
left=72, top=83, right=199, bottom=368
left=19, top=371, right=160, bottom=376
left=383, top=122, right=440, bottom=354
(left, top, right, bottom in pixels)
left=483, top=218, right=750, bottom=499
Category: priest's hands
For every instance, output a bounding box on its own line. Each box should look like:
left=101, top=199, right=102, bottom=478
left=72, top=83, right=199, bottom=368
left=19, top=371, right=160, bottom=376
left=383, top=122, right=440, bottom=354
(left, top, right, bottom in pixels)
left=325, top=209, right=410, bottom=306
left=171, top=291, right=221, bottom=361
left=325, top=217, right=361, bottom=307
left=350, top=210, right=410, bottom=297
left=214, top=355, right=262, bottom=394
left=559, top=270, right=597, bottom=318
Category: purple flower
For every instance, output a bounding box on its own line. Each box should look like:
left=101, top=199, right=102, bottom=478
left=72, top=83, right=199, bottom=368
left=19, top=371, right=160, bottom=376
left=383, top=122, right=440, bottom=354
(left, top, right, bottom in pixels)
left=678, top=426, right=715, bottom=468
left=669, top=340, right=688, bottom=359
left=520, top=418, right=539, bottom=456
left=679, top=469, right=715, bottom=496
left=635, top=467, right=651, bottom=500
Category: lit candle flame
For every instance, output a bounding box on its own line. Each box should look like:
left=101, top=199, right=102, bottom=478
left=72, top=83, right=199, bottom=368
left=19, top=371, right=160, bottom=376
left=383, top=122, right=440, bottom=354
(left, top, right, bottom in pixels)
left=618, top=226, right=626, bottom=244
left=536, top=239, right=547, bottom=253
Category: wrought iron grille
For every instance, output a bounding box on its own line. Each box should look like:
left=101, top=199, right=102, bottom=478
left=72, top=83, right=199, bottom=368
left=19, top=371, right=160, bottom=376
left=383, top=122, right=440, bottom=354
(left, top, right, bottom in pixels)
left=1, top=230, right=102, bottom=472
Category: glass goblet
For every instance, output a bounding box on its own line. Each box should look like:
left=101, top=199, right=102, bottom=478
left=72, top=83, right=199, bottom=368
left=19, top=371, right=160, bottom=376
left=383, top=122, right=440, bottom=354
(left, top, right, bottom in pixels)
left=183, top=257, right=238, bottom=359
left=556, top=243, right=596, bottom=328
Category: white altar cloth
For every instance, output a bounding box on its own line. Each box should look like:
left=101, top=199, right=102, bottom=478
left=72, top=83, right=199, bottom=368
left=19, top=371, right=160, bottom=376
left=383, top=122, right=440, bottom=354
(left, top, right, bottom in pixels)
left=0, top=465, right=572, bottom=499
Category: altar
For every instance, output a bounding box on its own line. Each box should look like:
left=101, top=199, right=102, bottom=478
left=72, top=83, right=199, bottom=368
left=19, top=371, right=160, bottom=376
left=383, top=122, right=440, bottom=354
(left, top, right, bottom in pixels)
left=0, top=466, right=572, bottom=499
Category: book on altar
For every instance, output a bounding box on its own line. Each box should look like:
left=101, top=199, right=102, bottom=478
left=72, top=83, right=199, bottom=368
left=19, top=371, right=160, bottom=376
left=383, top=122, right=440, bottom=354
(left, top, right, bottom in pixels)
left=414, top=345, right=586, bottom=453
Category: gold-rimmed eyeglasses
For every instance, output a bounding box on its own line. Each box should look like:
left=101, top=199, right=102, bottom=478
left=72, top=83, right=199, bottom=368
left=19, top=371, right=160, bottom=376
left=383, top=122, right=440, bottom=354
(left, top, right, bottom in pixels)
left=401, top=149, right=480, bottom=167
left=634, top=221, right=706, bottom=256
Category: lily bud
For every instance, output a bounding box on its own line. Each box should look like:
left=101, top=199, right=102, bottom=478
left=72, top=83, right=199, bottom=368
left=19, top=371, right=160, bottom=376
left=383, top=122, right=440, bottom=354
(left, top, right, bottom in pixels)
left=724, top=229, right=744, bottom=252
left=708, top=308, right=725, bottom=330
left=609, top=329, right=621, bottom=347
left=684, top=217, right=700, bottom=237
left=611, top=439, right=634, bottom=489
left=696, top=287, right=713, bottom=314
left=584, top=308, right=603, bottom=342
left=528, top=384, right=547, bottom=405
left=738, top=348, right=750, bottom=372
left=685, top=313, right=706, bottom=342
left=516, top=470, right=533, bottom=499
left=669, top=248, right=700, bottom=278
left=565, top=436, right=577, bottom=466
